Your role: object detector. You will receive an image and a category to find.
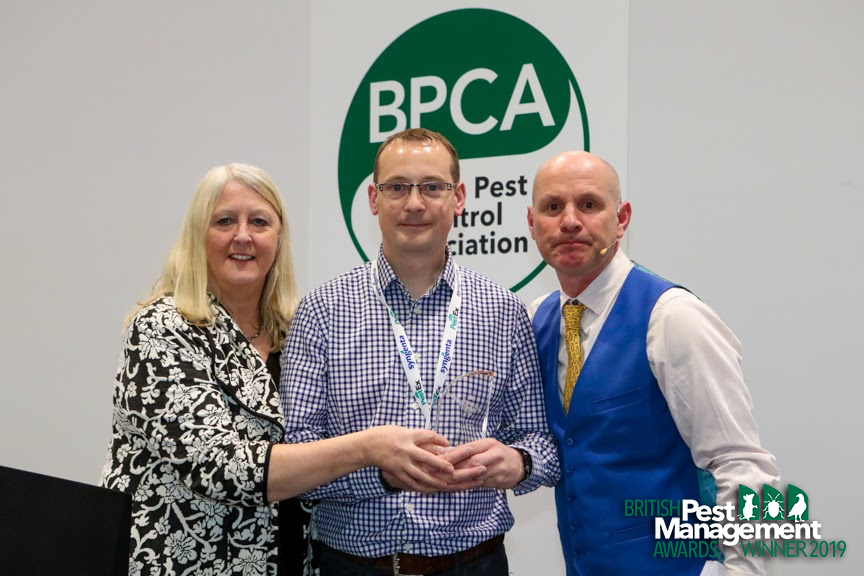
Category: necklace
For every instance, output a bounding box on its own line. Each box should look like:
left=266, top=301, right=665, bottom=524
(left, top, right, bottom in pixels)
left=245, top=325, right=262, bottom=340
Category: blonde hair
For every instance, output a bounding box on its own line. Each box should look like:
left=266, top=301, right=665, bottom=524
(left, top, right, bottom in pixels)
left=128, top=163, right=299, bottom=351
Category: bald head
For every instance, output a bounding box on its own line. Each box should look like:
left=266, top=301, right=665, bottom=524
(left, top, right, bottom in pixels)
left=528, top=150, right=631, bottom=294
left=533, top=151, right=621, bottom=205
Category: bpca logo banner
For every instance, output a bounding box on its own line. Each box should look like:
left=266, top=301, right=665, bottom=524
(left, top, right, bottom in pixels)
left=337, top=8, right=588, bottom=291
left=625, top=484, right=847, bottom=562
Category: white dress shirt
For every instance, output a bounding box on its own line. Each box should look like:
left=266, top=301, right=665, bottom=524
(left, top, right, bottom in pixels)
left=528, top=249, right=781, bottom=576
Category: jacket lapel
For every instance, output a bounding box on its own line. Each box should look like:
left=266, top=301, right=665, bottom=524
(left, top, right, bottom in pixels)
left=209, top=301, right=285, bottom=435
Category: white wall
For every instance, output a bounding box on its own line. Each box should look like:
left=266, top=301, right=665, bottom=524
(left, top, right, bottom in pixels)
left=628, top=2, right=863, bottom=573
left=1, top=2, right=860, bottom=575
left=0, top=0, right=310, bottom=479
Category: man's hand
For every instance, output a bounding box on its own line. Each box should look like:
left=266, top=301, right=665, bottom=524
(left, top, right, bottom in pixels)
left=362, top=426, right=456, bottom=492
left=440, top=438, right=525, bottom=490
left=381, top=442, right=488, bottom=492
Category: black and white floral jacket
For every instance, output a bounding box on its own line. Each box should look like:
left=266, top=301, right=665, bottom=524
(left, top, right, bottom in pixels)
left=100, top=295, right=285, bottom=576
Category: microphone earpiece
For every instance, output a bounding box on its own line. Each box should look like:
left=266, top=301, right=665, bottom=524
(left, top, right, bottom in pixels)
left=599, top=239, right=618, bottom=256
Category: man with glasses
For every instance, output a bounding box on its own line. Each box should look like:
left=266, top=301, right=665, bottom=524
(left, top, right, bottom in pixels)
left=527, top=150, right=780, bottom=575
left=281, top=128, right=559, bottom=576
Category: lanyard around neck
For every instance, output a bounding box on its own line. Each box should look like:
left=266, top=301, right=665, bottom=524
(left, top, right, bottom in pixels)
left=369, top=258, right=462, bottom=429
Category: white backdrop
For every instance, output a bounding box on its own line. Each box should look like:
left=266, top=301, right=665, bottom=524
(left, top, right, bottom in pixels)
left=1, top=2, right=861, bottom=574
left=307, top=1, right=628, bottom=303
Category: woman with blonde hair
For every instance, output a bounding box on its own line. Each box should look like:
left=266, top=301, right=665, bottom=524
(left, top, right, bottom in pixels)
left=101, top=164, right=453, bottom=575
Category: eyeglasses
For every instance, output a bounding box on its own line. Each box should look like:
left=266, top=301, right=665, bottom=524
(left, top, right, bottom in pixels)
left=375, top=181, right=455, bottom=200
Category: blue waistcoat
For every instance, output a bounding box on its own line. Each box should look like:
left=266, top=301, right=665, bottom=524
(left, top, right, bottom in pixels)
left=533, top=266, right=707, bottom=576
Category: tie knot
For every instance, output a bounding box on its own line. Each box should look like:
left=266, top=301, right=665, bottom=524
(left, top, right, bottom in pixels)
left=563, top=301, right=587, bottom=328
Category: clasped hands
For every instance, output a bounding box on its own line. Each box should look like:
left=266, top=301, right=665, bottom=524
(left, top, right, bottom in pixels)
left=366, top=426, right=525, bottom=494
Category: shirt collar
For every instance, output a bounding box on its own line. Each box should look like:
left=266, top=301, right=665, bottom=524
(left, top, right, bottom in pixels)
left=374, top=244, right=457, bottom=297
left=558, top=248, right=634, bottom=315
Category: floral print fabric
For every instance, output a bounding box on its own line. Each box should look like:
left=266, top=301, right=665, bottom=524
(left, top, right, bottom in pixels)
left=100, top=296, right=285, bottom=575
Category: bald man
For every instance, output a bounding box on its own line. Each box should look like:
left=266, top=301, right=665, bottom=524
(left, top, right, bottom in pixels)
left=526, top=151, right=780, bottom=576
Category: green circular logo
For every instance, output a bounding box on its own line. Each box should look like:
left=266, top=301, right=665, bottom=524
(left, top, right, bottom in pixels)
left=338, top=8, right=589, bottom=291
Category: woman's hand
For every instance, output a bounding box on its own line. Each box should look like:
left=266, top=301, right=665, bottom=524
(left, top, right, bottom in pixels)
left=361, top=426, right=456, bottom=492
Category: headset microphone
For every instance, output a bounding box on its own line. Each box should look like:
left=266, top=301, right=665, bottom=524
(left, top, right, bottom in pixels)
left=599, top=239, right=618, bottom=256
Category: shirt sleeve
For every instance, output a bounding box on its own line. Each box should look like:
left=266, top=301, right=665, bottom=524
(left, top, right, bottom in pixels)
left=110, top=305, right=271, bottom=507
left=497, top=300, right=562, bottom=495
left=647, top=289, right=781, bottom=576
left=280, top=294, right=390, bottom=502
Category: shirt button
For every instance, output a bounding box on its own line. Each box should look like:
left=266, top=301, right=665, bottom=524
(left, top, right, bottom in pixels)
left=568, top=492, right=576, bottom=502
left=410, top=402, right=419, bottom=410
left=566, top=438, right=574, bottom=446
left=412, top=307, right=421, bottom=315
left=566, top=465, right=575, bottom=475
left=403, top=543, right=413, bottom=552
left=574, top=547, right=583, bottom=558
left=405, top=502, right=414, bottom=512
left=571, top=520, right=579, bottom=530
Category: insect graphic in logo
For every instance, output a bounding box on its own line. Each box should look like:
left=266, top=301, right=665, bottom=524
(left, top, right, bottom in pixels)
left=763, top=493, right=784, bottom=520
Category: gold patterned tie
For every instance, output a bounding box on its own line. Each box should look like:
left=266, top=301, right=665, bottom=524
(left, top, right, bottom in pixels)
left=563, top=301, right=588, bottom=413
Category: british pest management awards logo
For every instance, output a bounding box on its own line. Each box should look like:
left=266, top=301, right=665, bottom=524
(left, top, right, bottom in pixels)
left=625, top=484, right=846, bottom=562
left=338, top=9, right=588, bottom=291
